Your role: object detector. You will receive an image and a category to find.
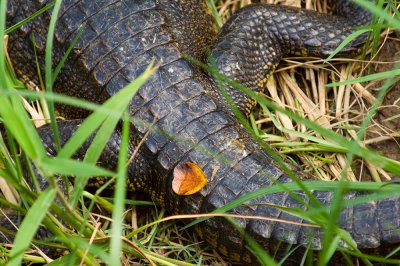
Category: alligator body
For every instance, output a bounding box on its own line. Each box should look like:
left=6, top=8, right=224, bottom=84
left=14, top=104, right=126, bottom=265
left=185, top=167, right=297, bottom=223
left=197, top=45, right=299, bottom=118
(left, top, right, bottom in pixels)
left=4, top=0, right=400, bottom=264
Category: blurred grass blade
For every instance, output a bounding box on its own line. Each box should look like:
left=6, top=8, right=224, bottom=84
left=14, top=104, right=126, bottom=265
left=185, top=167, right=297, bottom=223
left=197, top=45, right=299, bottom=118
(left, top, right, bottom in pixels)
left=8, top=188, right=56, bottom=266
left=57, top=62, right=156, bottom=160
left=0, top=0, right=46, bottom=159
left=52, top=237, right=110, bottom=265
left=61, top=63, right=155, bottom=205
left=0, top=97, right=46, bottom=159
left=83, top=115, right=119, bottom=163
left=110, top=113, right=130, bottom=265
left=320, top=235, right=341, bottom=265
left=352, top=0, right=400, bottom=29
left=38, top=157, right=115, bottom=177
left=203, top=62, right=400, bottom=175
left=206, top=0, right=223, bottom=29
left=44, top=0, right=63, bottom=150
left=226, top=217, right=277, bottom=265
left=52, top=24, right=85, bottom=84
left=5, top=1, right=56, bottom=34
left=324, top=29, right=371, bottom=61
left=327, top=70, right=400, bottom=87
left=185, top=181, right=400, bottom=229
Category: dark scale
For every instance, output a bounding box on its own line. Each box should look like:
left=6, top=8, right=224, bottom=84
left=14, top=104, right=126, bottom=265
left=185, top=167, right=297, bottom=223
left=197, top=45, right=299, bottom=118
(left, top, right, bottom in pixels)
left=3, top=0, right=400, bottom=264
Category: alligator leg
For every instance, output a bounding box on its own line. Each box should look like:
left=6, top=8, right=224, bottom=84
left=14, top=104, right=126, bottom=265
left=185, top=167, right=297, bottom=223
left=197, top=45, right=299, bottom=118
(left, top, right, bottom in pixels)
left=209, top=0, right=372, bottom=117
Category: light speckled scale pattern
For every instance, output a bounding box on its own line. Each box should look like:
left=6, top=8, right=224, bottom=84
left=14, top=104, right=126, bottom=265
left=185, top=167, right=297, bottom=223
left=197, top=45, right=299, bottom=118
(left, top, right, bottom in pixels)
left=5, top=0, right=400, bottom=263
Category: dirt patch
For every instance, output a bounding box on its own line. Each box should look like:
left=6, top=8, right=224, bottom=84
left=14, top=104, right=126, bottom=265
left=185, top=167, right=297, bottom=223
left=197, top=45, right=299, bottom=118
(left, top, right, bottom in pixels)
left=361, top=38, right=400, bottom=179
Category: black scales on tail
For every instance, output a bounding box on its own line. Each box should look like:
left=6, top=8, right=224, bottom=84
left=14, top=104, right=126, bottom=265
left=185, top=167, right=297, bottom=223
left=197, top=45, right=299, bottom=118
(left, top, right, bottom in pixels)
left=2, top=0, right=400, bottom=264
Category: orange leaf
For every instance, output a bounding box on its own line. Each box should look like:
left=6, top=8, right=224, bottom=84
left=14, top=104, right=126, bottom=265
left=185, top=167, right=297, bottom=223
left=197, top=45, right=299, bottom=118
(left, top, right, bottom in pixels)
left=172, top=162, right=208, bottom=196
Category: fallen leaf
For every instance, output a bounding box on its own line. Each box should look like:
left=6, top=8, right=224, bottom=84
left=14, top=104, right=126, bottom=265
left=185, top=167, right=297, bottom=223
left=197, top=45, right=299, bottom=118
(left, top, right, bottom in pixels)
left=172, top=162, right=208, bottom=195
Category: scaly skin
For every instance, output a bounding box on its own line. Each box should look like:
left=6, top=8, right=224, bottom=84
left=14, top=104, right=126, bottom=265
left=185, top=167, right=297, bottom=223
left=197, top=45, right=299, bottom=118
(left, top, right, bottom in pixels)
left=4, top=0, right=400, bottom=264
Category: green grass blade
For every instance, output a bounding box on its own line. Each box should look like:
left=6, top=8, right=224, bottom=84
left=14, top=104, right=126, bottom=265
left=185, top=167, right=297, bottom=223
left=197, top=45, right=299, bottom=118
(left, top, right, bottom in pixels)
left=206, top=0, right=223, bottom=29
left=57, top=62, right=156, bottom=160
left=83, top=115, right=120, bottom=163
left=44, top=0, right=63, bottom=150
left=227, top=217, right=278, bottom=265
left=204, top=63, right=400, bottom=175
left=320, top=235, right=341, bottom=265
left=0, top=98, right=45, bottom=159
left=0, top=89, right=123, bottom=118
left=52, top=24, right=85, bottom=84
left=5, top=1, right=56, bottom=34
left=319, top=181, right=347, bottom=264
left=31, top=33, right=50, bottom=120
left=352, top=0, right=400, bottom=29
left=7, top=188, right=56, bottom=266
left=51, top=237, right=109, bottom=265
left=62, top=63, right=154, bottom=205
left=324, top=29, right=372, bottom=61
left=2, top=89, right=100, bottom=114
left=0, top=1, right=46, bottom=159
left=38, top=157, right=115, bottom=177
left=207, top=55, right=320, bottom=210
left=185, top=181, right=400, bottom=229
left=327, top=69, right=400, bottom=87
left=109, top=113, right=130, bottom=265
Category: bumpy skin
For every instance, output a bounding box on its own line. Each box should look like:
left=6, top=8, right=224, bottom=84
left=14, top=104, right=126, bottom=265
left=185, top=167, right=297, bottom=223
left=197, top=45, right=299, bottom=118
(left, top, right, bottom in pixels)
left=4, top=0, right=400, bottom=264
left=210, top=3, right=371, bottom=114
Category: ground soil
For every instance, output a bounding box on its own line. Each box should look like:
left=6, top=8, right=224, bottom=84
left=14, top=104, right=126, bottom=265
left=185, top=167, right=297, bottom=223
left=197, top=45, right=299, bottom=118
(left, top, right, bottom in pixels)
left=362, top=38, right=400, bottom=179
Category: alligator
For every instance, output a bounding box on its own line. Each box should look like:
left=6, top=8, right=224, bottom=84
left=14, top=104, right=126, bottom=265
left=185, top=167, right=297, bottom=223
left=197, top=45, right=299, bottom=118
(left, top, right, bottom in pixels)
left=2, top=0, right=400, bottom=264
